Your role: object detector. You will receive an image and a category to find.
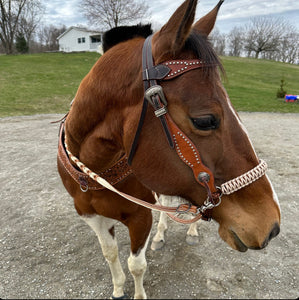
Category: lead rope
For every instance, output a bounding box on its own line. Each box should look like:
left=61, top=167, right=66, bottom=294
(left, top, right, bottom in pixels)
left=64, top=141, right=200, bottom=219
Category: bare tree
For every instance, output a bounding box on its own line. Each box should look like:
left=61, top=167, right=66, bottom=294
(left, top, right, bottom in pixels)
left=210, top=27, right=226, bottom=56
left=37, top=24, right=66, bottom=51
left=0, top=0, right=43, bottom=54
left=227, top=26, right=243, bottom=57
left=276, top=31, right=299, bottom=64
left=243, top=16, right=287, bottom=59
left=80, top=0, right=150, bottom=29
left=17, top=0, right=44, bottom=51
left=0, top=0, right=27, bottom=54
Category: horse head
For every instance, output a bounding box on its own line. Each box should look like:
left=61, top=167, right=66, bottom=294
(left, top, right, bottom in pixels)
left=67, top=0, right=280, bottom=252
left=132, top=0, right=280, bottom=251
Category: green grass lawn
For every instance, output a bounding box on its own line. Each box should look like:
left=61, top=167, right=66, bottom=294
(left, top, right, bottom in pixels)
left=0, top=52, right=100, bottom=117
left=0, top=52, right=298, bottom=117
left=222, top=56, right=299, bottom=113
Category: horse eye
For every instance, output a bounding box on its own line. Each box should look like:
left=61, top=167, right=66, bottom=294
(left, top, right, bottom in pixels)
left=191, top=115, right=220, bottom=131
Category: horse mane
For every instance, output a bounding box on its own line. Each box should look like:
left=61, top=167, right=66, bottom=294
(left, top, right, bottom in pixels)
left=102, top=23, right=224, bottom=76
left=103, top=23, right=153, bottom=52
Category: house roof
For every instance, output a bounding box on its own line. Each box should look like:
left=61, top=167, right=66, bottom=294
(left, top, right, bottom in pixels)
left=57, top=26, right=103, bottom=40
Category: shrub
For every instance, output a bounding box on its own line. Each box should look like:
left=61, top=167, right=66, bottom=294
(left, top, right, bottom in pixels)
left=16, top=34, right=29, bottom=54
left=276, top=78, right=287, bottom=98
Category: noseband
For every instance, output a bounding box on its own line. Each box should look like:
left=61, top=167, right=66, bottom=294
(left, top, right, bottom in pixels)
left=61, top=35, right=268, bottom=223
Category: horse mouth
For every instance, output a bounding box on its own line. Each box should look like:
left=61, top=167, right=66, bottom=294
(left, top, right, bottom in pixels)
left=231, top=230, right=248, bottom=252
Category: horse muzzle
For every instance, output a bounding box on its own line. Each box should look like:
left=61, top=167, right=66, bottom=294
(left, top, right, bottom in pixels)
left=230, top=222, right=280, bottom=252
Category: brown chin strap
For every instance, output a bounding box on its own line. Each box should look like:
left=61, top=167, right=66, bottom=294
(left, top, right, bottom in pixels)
left=128, top=35, right=221, bottom=219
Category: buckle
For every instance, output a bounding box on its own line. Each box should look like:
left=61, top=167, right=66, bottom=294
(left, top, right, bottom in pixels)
left=145, top=85, right=168, bottom=107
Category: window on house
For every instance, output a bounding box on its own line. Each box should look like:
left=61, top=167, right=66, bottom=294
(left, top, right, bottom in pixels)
left=91, top=36, right=102, bottom=43
left=78, top=37, right=85, bottom=44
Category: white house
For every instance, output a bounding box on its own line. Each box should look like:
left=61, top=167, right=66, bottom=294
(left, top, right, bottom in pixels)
left=57, top=27, right=103, bottom=54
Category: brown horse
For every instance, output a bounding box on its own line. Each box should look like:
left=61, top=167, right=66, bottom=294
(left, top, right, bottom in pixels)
left=57, top=0, right=281, bottom=298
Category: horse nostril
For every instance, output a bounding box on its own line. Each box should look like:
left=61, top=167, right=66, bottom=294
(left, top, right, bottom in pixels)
left=262, top=222, right=280, bottom=248
left=269, top=222, right=280, bottom=241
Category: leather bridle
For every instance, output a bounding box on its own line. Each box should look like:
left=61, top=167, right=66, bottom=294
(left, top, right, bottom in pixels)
left=60, top=35, right=268, bottom=224
left=128, top=35, right=222, bottom=219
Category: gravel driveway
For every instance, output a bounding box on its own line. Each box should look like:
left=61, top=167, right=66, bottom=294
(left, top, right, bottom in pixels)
left=0, top=112, right=298, bottom=299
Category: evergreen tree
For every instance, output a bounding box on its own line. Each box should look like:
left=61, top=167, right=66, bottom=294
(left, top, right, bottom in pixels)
left=16, top=34, right=29, bottom=53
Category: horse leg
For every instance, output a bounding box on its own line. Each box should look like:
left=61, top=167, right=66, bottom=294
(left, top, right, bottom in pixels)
left=127, top=235, right=150, bottom=299
left=150, top=211, right=168, bottom=250
left=186, top=221, right=200, bottom=245
left=150, top=194, right=173, bottom=251
left=81, top=215, right=126, bottom=299
left=152, top=212, right=200, bottom=247
left=127, top=210, right=152, bottom=299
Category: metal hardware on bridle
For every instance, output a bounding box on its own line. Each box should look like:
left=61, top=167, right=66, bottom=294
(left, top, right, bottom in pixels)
left=197, top=194, right=222, bottom=214
left=145, top=85, right=168, bottom=118
left=128, top=35, right=174, bottom=166
left=198, top=172, right=211, bottom=183
left=142, top=36, right=174, bottom=149
left=80, top=184, right=89, bottom=193
left=79, top=176, right=89, bottom=192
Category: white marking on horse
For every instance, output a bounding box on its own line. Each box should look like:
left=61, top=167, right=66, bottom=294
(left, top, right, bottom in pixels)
left=266, top=174, right=281, bottom=209
left=128, top=234, right=151, bottom=299
left=226, top=95, right=280, bottom=210
left=81, top=215, right=126, bottom=298
left=151, top=195, right=199, bottom=250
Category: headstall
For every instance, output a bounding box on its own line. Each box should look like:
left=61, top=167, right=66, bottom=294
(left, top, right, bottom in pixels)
left=58, top=35, right=268, bottom=223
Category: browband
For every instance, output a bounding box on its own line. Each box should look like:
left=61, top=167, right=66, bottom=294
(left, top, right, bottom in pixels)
left=143, top=59, right=216, bottom=82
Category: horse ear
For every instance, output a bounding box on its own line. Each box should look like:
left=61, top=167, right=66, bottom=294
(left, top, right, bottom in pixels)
left=153, top=0, right=198, bottom=60
left=193, top=0, right=224, bottom=36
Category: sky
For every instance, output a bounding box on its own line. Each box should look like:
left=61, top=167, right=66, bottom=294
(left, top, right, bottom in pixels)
left=42, top=0, right=299, bottom=33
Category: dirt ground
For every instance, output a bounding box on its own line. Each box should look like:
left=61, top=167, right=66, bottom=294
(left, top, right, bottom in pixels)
left=0, top=112, right=298, bottom=299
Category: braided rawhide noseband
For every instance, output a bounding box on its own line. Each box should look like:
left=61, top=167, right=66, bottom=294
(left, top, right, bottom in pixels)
left=220, top=160, right=267, bottom=195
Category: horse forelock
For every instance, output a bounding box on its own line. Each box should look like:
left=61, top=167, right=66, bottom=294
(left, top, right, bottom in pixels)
left=185, top=30, right=224, bottom=76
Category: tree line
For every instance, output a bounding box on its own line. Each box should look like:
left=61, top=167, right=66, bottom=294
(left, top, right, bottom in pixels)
left=1, top=0, right=298, bottom=64
left=0, top=0, right=69, bottom=54
left=0, top=0, right=149, bottom=54
left=210, top=16, right=298, bottom=64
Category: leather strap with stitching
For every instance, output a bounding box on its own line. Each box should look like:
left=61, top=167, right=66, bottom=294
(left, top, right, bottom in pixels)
left=58, top=123, right=132, bottom=190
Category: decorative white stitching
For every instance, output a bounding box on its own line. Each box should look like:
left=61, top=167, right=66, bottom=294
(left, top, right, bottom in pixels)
left=173, top=133, right=200, bottom=165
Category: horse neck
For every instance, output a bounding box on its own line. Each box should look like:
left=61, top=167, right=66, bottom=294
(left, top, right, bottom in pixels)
left=66, top=41, right=144, bottom=172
